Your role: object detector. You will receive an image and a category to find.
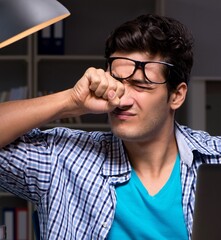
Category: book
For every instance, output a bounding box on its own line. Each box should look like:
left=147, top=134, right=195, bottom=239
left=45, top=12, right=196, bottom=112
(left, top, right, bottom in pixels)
left=2, top=207, right=28, bottom=240
left=38, top=21, right=65, bottom=55
left=0, top=225, right=6, bottom=240
left=2, top=208, right=15, bottom=240
left=0, top=90, right=8, bottom=102
left=15, top=208, right=28, bottom=240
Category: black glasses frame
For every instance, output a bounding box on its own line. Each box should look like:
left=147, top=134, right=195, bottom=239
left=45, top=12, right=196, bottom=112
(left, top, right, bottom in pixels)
left=107, top=57, right=175, bottom=84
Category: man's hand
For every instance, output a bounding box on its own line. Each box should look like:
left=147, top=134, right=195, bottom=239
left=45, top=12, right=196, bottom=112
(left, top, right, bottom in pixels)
left=70, top=67, right=125, bottom=115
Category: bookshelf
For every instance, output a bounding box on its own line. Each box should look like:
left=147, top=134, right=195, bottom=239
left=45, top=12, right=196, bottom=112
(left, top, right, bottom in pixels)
left=0, top=37, right=34, bottom=239
left=0, top=0, right=160, bottom=238
left=0, top=189, right=33, bottom=239
left=0, top=37, right=32, bottom=102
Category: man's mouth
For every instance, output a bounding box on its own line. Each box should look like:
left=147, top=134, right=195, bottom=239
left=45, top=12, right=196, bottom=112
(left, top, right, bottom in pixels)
left=111, top=108, right=135, bottom=118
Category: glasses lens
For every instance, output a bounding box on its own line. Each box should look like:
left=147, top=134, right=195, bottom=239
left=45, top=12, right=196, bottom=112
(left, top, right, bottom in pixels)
left=110, top=58, right=168, bottom=84
left=144, top=62, right=167, bottom=84
left=110, top=58, right=135, bottom=79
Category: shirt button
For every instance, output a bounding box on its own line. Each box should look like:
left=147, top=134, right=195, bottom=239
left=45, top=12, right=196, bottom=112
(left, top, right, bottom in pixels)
left=102, top=222, right=108, bottom=228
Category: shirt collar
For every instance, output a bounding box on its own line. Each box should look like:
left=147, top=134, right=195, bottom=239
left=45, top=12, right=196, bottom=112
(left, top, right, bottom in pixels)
left=175, top=122, right=221, bottom=167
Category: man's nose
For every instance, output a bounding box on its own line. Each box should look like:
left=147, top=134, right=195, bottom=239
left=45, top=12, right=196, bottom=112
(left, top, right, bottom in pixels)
left=117, top=82, right=134, bottom=108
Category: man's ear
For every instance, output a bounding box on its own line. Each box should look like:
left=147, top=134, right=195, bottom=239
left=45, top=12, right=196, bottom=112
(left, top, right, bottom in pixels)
left=170, top=82, right=188, bottom=110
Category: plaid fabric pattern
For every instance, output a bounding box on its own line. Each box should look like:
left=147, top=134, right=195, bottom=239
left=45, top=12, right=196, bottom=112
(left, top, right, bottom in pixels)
left=0, top=123, right=221, bottom=239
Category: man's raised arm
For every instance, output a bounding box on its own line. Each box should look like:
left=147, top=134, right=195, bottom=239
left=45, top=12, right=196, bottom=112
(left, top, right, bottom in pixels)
left=0, top=67, right=124, bottom=147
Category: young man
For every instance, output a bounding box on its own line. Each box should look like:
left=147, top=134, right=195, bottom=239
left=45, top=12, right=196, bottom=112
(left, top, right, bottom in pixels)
left=0, top=13, right=219, bottom=239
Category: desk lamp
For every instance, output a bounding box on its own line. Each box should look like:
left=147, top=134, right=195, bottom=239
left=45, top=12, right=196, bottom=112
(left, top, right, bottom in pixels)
left=0, top=0, right=70, bottom=48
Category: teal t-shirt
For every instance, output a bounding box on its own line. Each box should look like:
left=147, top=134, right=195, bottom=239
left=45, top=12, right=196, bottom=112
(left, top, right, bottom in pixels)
left=107, top=154, right=188, bottom=239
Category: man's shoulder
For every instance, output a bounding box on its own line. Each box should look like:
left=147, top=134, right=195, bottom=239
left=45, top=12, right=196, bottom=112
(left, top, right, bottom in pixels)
left=176, top=123, right=221, bottom=154
left=22, top=127, right=117, bottom=148
left=176, top=123, right=221, bottom=140
left=49, top=127, right=119, bottom=147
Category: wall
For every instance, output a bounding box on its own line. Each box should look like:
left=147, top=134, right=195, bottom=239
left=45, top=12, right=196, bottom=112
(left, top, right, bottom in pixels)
left=163, top=0, right=221, bottom=77
left=163, top=0, right=221, bottom=132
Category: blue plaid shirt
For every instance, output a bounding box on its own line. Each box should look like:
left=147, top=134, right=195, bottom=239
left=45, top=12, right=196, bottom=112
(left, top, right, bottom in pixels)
left=1, top=122, right=221, bottom=239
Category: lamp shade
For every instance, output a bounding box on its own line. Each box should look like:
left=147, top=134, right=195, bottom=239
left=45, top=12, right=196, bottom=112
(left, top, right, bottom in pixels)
left=0, top=0, right=70, bottom=48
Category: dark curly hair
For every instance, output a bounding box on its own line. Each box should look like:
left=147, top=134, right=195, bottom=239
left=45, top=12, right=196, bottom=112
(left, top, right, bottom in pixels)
left=105, top=14, right=194, bottom=92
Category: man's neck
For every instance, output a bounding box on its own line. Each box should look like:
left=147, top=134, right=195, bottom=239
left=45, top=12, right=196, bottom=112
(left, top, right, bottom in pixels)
left=123, top=130, right=178, bottom=196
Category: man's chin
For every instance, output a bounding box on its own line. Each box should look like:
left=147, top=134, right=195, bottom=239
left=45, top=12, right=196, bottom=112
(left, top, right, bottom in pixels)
left=111, top=126, right=134, bottom=140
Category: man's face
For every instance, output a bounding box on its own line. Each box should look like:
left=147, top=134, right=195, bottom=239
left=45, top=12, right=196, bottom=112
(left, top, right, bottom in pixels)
left=108, top=51, right=176, bottom=143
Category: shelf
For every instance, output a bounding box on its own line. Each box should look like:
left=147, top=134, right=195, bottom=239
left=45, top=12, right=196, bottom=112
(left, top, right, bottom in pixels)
left=0, top=192, right=15, bottom=198
left=35, top=54, right=105, bottom=61
left=0, top=55, right=29, bottom=61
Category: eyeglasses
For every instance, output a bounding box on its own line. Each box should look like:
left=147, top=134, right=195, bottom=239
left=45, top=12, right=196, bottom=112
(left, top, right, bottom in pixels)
left=107, top=57, right=175, bottom=84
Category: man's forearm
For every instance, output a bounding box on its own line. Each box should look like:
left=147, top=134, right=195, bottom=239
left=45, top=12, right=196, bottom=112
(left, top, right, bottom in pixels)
left=0, top=89, right=79, bottom=147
